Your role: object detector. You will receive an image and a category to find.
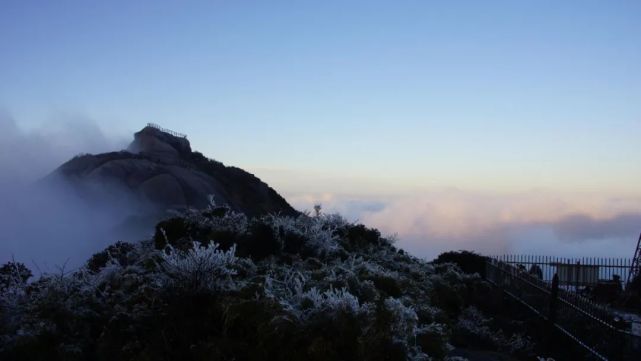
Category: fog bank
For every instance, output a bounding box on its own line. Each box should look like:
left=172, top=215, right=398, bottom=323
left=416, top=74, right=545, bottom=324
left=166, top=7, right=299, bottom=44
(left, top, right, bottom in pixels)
left=0, top=114, right=145, bottom=271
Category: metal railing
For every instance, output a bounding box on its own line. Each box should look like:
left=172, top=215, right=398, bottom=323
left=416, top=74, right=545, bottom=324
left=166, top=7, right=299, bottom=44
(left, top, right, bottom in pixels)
left=489, top=254, right=632, bottom=291
left=486, top=257, right=641, bottom=360
left=146, top=123, right=188, bottom=139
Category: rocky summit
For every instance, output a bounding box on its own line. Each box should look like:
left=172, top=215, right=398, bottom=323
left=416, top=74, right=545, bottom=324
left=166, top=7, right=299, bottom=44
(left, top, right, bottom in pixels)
left=49, top=124, right=298, bottom=218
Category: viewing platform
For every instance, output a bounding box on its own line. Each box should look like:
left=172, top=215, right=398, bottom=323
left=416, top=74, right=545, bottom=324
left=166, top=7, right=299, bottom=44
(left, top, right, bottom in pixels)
left=146, top=122, right=188, bottom=139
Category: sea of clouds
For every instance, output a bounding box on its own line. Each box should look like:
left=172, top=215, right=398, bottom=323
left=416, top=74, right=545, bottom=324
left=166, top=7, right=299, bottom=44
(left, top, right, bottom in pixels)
left=286, top=190, right=641, bottom=261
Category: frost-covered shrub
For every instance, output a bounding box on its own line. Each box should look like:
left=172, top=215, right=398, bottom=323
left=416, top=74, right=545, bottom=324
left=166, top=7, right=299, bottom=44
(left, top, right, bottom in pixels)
left=331, top=255, right=403, bottom=297
left=371, top=274, right=402, bottom=297
left=340, top=224, right=382, bottom=250
left=453, top=306, right=501, bottom=349
left=416, top=322, right=452, bottom=360
left=452, top=306, right=534, bottom=357
left=504, top=333, right=535, bottom=356
left=427, top=265, right=480, bottom=316
left=0, top=206, right=539, bottom=361
left=432, top=251, right=487, bottom=278
left=384, top=297, right=419, bottom=342
left=302, top=287, right=369, bottom=317
left=161, top=241, right=239, bottom=291
left=239, top=220, right=283, bottom=260
left=153, top=206, right=248, bottom=250
left=263, top=268, right=369, bottom=320
left=197, top=205, right=248, bottom=234
left=0, top=262, right=32, bottom=290
left=0, top=262, right=32, bottom=345
left=268, top=213, right=343, bottom=257
left=86, top=241, right=137, bottom=273
left=153, top=217, right=190, bottom=249
left=0, top=269, right=108, bottom=359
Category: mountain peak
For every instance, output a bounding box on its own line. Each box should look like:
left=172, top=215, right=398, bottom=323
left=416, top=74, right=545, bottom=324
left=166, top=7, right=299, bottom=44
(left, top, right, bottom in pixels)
left=52, top=124, right=298, bottom=219
left=127, top=123, right=192, bottom=161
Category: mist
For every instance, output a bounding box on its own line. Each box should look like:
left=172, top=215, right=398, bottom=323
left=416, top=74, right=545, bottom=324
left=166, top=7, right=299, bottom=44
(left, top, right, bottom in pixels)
left=0, top=113, right=148, bottom=271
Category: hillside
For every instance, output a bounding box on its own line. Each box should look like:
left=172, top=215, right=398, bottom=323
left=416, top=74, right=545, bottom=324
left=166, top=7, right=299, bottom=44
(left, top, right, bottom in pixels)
left=0, top=125, right=546, bottom=360
left=0, top=206, right=538, bottom=361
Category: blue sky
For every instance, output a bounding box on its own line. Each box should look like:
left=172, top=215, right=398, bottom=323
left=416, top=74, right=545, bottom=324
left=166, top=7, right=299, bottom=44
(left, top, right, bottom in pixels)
left=1, top=1, right=641, bottom=257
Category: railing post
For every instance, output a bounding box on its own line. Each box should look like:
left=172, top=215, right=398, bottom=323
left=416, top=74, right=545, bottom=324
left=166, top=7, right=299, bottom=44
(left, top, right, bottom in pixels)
left=575, top=260, right=580, bottom=292
left=546, top=273, right=559, bottom=354
left=549, top=273, right=559, bottom=323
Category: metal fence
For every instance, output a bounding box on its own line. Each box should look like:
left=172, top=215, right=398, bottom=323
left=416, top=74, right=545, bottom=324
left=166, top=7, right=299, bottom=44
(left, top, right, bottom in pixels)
left=147, top=122, right=188, bottom=139
left=489, top=254, right=632, bottom=291
left=486, top=257, right=641, bottom=360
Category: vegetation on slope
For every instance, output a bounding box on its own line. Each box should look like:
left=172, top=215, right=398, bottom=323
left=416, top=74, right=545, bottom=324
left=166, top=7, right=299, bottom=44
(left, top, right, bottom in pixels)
left=0, top=206, right=535, bottom=361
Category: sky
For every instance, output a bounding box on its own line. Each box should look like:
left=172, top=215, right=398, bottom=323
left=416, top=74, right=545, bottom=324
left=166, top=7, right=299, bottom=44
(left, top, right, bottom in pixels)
left=1, top=1, right=641, bottom=260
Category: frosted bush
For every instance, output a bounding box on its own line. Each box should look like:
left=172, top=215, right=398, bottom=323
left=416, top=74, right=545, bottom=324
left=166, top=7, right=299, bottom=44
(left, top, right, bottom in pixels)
left=161, top=241, right=238, bottom=291
left=178, top=204, right=248, bottom=235
left=1, top=270, right=101, bottom=343
left=264, top=268, right=369, bottom=319
left=0, top=282, right=27, bottom=335
left=205, top=210, right=248, bottom=234
left=263, top=265, right=368, bottom=318
left=0, top=203, right=533, bottom=360
left=298, top=216, right=340, bottom=255
left=91, top=258, right=123, bottom=287
left=0, top=263, right=32, bottom=322
left=267, top=213, right=344, bottom=256
left=455, top=306, right=498, bottom=343
left=263, top=269, right=308, bottom=310
left=349, top=255, right=399, bottom=280
left=385, top=297, right=419, bottom=342
left=303, top=287, right=365, bottom=315
left=0, top=262, right=31, bottom=290
left=0, top=277, right=27, bottom=305
left=505, top=333, right=534, bottom=354
left=407, top=349, right=431, bottom=361
left=319, top=212, right=349, bottom=228
left=417, top=322, right=449, bottom=337
left=454, top=306, right=532, bottom=355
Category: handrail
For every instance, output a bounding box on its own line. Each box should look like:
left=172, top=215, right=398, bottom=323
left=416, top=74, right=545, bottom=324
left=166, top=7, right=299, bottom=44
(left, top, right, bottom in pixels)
left=146, top=123, right=188, bottom=139
left=486, top=258, right=641, bottom=360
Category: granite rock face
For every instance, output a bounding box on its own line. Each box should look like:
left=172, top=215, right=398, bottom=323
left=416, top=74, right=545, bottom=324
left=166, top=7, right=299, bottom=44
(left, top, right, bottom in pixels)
left=50, top=125, right=298, bottom=218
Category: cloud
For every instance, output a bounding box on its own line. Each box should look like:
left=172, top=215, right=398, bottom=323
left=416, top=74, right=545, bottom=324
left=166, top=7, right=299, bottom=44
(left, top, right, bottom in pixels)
left=552, top=213, right=641, bottom=242
left=0, top=111, right=127, bottom=183
left=3, top=114, right=639, bottom=267
left=288, top=189, right=641, bottom=260
left=0, top=112, right=142, bottom=271
left=286, top=192, right=388, bottom=220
